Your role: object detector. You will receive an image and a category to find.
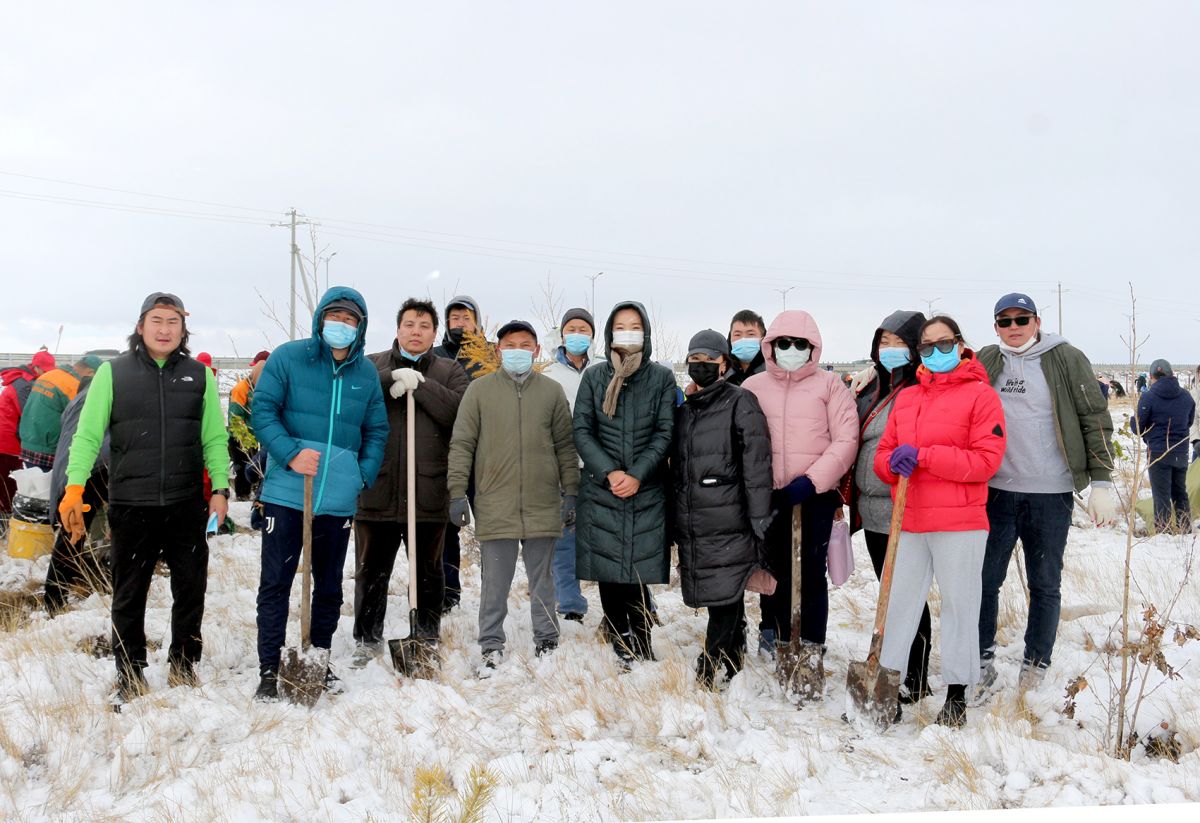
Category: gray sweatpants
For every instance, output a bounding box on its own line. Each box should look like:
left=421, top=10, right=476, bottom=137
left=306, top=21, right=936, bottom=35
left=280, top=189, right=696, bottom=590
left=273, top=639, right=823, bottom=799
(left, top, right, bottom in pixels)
left=880, top=530, right=987, bottom=689
left=478, top=537, right=559, bottom=652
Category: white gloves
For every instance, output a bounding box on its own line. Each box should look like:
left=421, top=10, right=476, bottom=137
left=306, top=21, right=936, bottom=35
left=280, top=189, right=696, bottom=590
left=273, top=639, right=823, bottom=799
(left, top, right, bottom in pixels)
left=849, top=366, right=876, bottom=395
left=389, top=368, right=425, bottom=398
left=1087, top=482, right=1119, bottom=527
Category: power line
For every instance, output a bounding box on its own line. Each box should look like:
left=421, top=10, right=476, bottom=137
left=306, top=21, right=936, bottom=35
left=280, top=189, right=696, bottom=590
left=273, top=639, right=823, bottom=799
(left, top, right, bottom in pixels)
left=0, top=170, right=280, bottom=214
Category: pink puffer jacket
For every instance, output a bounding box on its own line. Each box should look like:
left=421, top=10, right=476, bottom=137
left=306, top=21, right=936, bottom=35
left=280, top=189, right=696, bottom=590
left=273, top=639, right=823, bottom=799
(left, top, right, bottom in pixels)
left=743, top=311, right=860, bottom=492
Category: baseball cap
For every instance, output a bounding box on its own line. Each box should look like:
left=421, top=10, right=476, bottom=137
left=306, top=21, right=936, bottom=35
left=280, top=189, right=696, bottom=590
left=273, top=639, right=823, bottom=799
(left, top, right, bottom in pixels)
left=140, top=292, right=189, bottom=317
left=993, top=293, right=1038, bottom=316
left=251, top=350, right=271, bottom=365
left=496, top=319, right=538, bottom=341
left=322, top=298, right=364, bottom=322
left=687, top=329, right=731, bottom=359
left=31, top=351, right=56, bottom=372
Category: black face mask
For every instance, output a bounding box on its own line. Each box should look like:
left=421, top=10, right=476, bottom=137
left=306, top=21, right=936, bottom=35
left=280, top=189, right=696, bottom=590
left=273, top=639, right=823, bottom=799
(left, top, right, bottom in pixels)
left=447, top=327, right=465, bottom=344
left=687, top=362, right=722, bottom=389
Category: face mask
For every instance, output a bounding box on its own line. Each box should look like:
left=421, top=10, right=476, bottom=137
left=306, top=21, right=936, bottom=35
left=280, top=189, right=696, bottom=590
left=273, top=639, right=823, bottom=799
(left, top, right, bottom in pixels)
left=500, top=349, right=534, bottom=375
left=687, top=362, right=721, bottom=389
left=730, top=338, right=761, bottom=362
left=920, top=345, right=961, bottom=373
left=612, top=330, right=644, bottom=351
left=878, top=347, right=912, bottom=372
left=447, top=327, right=465, bottom=345
left=563, top=333, right=592, bottom=356
left=322, top=320, right=358, bottom=350
left=400, top=347, right=425, bottom=362
left=999, top=334, right=1038, bottom=355
left=774, top=346, right=811, bottom=372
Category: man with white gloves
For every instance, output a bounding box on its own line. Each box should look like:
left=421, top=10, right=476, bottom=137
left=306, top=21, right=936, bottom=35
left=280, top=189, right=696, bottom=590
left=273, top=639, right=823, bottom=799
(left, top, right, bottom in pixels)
left=352, top=298, right=469, bottom=665
left=974, top=292, right=1117, bottom=701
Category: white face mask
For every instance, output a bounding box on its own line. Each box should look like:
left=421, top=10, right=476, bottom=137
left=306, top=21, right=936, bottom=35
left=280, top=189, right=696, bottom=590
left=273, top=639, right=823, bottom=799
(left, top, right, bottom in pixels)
left=999, top=334, right=1039, bottom=355
left=775, top=346, right=811, bottom=372
left=612, top=330, right=644, bottom=351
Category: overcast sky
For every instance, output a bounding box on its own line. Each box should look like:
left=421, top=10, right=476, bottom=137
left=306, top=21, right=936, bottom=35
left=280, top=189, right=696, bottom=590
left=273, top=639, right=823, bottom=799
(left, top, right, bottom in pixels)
left=2, top=1, right=1197, bottom=365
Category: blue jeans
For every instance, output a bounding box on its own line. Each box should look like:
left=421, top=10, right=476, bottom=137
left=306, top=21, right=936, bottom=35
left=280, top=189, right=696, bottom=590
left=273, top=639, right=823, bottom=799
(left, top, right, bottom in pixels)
left=979, top=488, right=1074, bottom=669
left=257, top=502, right=352, bottom=672
left=552, top=524, right=588, bottom=615
left=1148, top=450, right=1191, bottom=533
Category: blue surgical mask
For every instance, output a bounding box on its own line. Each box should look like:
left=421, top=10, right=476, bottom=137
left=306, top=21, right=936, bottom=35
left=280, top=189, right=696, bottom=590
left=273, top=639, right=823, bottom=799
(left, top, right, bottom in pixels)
left=775, top=346, right=811, bottom=372
left=501, top=349, right=534, bottom=375
left=878, top=347, right=911, bottom=372
left=731, top=338, right=761, bottom=362
left=322, top=320, right=358, bottom=350
left=921, top=345, right=961, bottom=373
left=563, top=333, right=592, bottom=356
left=400, top=347, right=425, bottom=362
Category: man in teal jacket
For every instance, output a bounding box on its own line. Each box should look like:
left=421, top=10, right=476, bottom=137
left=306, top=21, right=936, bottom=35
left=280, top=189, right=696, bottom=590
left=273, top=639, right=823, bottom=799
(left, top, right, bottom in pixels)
left=251, top=287, right=389, bottom=701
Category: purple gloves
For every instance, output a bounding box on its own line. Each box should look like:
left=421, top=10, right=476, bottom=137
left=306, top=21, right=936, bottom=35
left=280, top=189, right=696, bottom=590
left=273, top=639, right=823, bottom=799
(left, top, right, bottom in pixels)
left=889, top=444, right=919, bottom=478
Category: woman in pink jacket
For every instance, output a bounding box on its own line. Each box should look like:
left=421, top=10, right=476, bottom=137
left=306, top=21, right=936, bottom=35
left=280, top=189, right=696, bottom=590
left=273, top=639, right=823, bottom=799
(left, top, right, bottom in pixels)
left=743, top=311, right=859, bottom=682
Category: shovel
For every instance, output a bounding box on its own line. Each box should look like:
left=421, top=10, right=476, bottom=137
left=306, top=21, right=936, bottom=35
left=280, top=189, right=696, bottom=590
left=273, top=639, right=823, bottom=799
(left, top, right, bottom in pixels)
left=279, top=474, right=328, bottom=707
left=777, top=505, right=825, bottom=702
left=845, top=476, right=909, bottom=728
left=389, top=387, right=439, bottom=678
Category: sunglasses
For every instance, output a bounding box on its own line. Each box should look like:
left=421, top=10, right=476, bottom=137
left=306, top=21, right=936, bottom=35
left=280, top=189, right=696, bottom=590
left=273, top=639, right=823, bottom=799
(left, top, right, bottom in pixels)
left=995, top=315, right=1035, bottom=328
left=774, top=337, right=811, bottom=351
left=917, top=339, right=959, bottom=358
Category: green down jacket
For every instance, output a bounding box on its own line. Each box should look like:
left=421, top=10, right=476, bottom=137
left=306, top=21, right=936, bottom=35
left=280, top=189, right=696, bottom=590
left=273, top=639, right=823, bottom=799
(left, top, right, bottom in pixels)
left=573, top=301, right=678, bottom=585
left=447, top=367, right=579, bottom=542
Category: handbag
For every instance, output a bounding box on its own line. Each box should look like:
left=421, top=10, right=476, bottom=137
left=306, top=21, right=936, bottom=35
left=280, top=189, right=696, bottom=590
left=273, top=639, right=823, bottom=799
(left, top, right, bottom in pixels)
left=827, top=518, right=855, bottom=586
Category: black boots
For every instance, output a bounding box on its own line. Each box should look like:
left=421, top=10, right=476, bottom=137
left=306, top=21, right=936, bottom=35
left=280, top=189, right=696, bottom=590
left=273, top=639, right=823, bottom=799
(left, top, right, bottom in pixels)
left=935, top=684, right=968, bottom=727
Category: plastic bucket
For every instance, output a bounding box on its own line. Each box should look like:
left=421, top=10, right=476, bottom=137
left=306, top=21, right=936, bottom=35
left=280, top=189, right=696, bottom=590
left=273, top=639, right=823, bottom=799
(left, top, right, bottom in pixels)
left=6, top=518, right=54, bottom=560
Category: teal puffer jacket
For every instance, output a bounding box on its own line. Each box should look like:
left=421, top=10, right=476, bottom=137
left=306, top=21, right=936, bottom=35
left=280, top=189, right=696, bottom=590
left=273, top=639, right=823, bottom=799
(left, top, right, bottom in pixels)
left=254, top=287, right=390, bottom=516
left=573, top=301, right=677, bottom=584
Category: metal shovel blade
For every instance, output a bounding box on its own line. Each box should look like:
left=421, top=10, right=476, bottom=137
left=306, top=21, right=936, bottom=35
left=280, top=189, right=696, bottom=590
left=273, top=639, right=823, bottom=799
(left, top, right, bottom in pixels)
left=777, top=639, right=825, bottom=703
left=845, top=657, right=902, bottom=729
left=279, top=645, right=329, bottom=707
left=389, top=628, right=439, bottom=680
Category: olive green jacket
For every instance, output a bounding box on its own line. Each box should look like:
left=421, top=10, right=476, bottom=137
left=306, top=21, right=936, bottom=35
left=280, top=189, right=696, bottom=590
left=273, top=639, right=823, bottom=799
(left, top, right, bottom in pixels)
left=978, top=342, right=1114, bottom=491
left=447, top=368, right=579, bottom=541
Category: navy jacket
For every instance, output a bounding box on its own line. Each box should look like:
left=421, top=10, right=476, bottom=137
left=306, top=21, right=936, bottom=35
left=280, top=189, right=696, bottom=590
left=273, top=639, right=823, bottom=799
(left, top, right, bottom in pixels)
left=1134, top=376, right=1196, bottom=459
left=253, top=287, right=390, bottom=516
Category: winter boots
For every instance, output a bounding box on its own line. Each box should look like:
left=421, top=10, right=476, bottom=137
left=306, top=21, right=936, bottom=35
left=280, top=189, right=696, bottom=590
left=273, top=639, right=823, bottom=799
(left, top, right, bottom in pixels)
left=254, top=669, right=279, bottom=702
left=534, top=639, right=558, bottom=658
left=935, top=684, right=968, bottom=727
left=1017, top=661, right=1047, bottom=693
left=969, top=658, right=999, bottom=707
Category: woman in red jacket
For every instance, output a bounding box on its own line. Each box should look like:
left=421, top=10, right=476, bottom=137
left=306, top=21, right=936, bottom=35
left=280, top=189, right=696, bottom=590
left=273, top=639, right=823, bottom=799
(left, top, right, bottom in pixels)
left=874, top=316, right=1006, bottom=727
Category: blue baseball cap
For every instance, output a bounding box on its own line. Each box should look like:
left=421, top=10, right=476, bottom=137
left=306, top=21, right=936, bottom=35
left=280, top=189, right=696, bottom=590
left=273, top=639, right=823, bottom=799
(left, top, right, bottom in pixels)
left=993, top=293, right=1038, bottom=316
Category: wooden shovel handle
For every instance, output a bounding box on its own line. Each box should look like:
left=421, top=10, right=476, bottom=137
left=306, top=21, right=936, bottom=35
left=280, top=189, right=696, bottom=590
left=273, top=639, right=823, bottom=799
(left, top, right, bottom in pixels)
left=406, top=388, right=418, bottom=606
left=868, top=476, right=908, bottom=659
left=301, top=474, right=313, bottom=650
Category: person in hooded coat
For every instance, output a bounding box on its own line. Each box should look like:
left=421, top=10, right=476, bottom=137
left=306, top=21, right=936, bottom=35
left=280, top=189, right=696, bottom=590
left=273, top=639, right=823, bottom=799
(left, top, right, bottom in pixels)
left=846, top=309, right=933, bottom=702
left=875, top=315, right=1007, bottom=727
left=250, top=287, right=389, bottom=701
left=432, top=293, right=484, bottom=613
left=573, top=301, right=677, bottom=666
left=0, top=351, right=55, bottom=525
left=672, top=329, right=773, bottom=688
left=1134, top=359, right=1195, bottom=533
left=742, top=310, right=859, bottom=677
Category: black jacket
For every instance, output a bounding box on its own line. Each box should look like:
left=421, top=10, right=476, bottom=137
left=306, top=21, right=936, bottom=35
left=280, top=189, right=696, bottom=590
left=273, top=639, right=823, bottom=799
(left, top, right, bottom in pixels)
left=1134, top=376, right=1196, bottom=459
left=357, top=344, right=470, bottom=522
left=108, top=349, right=207, bottom=506
left=725, top=351, right=766, bottom=387
left=671, top=379, right=773, bottom=607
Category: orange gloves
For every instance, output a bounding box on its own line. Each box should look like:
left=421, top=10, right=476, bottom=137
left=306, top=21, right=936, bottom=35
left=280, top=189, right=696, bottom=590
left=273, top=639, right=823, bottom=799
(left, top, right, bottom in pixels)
left=58, top=484, right=91, bottom=542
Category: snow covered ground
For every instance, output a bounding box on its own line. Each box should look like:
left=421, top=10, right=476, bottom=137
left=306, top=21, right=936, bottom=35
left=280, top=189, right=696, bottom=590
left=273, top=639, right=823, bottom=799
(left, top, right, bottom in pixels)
left=1, top=491, right=1196, bottom=822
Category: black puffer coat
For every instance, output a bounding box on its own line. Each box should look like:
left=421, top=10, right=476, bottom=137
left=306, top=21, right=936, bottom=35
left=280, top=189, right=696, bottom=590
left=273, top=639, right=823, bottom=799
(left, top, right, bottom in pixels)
left=672, top=379, right=773, bottom=607
left=574, top=302, right=678, bottom=584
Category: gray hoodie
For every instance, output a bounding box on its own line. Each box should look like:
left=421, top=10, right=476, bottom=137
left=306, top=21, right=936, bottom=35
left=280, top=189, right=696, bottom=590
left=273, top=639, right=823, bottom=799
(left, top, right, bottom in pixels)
left=989, top=332, right=1073, bottom=493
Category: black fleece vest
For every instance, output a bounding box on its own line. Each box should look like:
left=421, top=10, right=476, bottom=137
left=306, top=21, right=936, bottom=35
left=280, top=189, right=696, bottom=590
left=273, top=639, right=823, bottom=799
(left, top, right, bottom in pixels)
left=108, top=350, right=206, bottom=506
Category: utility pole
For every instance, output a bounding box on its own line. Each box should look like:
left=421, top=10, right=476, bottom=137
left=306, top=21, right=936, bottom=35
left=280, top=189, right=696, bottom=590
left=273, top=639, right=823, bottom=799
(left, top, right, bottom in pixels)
left=271, top=208, right=312, bottom=340
left=321, top=251, right=338, bottom=292
left=775, top=286, right=795, bottom=309
left=1057, top=281, right=1064, bottom=334
left=585, top=272, right=604, bottom=315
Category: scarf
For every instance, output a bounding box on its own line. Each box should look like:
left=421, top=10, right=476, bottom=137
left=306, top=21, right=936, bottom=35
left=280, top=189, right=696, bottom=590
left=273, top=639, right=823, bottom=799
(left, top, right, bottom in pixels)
left=602, top=348, right=643, bottom=418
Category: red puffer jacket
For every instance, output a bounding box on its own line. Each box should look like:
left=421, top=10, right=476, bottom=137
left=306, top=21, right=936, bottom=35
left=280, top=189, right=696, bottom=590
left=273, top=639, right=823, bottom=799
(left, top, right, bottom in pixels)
left=0, top=366, right=38, bottom=457
left=874, top=352, right=1006, bottom=533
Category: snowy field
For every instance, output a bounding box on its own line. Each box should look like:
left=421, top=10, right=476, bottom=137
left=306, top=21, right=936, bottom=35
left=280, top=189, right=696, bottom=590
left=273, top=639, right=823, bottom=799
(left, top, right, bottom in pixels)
left=0, top=487, right=1197, bottom=822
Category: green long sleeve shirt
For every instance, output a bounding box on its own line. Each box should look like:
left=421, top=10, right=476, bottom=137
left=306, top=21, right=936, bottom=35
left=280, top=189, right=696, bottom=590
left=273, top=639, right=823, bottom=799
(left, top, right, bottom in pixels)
left=66, top=359, right=230, bottom=489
